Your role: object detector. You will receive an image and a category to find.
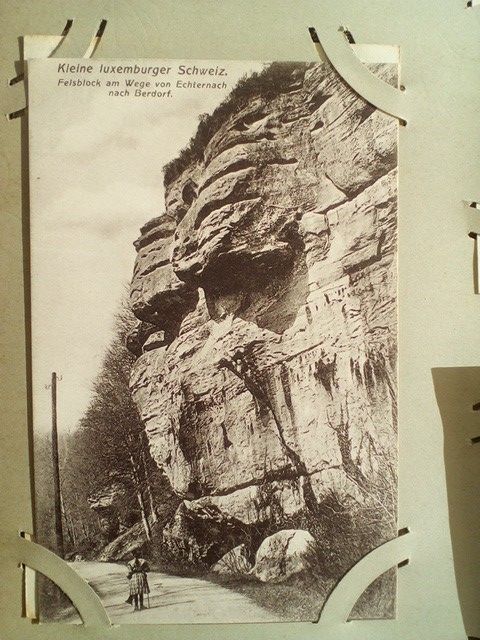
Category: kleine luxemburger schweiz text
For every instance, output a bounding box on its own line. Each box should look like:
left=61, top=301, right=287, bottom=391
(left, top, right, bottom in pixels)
left=56, top=62, right=228, bottom=78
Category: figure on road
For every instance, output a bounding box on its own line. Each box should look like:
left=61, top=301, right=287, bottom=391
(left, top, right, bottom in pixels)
left=126, top=549, right=150, bottom=611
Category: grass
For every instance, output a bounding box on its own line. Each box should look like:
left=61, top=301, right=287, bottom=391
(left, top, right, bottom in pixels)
left=204, top=571, right=336, bottom=622
left=204, top=567, right=395, bottom=622
left=349, top=569, right=396, bottom=619
left=37, top=573, right=80, bottom=623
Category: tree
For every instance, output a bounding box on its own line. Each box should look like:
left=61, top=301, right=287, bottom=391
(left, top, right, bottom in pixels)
left=57, top=300, right=170, bottom=557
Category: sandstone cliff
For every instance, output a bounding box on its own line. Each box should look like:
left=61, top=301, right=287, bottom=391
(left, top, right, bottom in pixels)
left=129, top=62, right=397, bottom=558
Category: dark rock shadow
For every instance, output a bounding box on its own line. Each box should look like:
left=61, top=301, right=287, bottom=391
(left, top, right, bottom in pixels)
left=203, top=251, right=309, bottom=336
left=432, top=366, right=480, bottom=637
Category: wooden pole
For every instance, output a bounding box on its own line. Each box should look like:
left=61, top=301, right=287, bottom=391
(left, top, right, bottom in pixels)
left=51, top=372, right=65, bottom=558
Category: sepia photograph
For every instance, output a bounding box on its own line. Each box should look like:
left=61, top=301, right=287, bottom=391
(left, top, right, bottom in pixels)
left=29, top=57, right=398, bottom=624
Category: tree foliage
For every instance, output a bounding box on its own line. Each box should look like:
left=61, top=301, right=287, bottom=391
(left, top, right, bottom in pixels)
left=37, top=301, right=174, bottom=559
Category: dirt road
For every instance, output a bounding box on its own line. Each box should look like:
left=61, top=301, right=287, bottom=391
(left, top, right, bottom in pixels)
left=69, top=561, right=281, bottom=623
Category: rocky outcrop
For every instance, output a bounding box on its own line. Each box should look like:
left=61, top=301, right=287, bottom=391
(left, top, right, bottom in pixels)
left=88, top=483, right=131, bottom=542
left=211, top=544, right=252, bottom=575
left=251, top=529, right=315, bottom=583
left=129, top=62, right=397, bottom=560
left=96, top=521, right=148, bottom=562
left=161, top=501, right=256, bottom=565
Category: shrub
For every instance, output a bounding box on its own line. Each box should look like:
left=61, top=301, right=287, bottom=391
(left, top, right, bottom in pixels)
left=163, top=62, right=313, bottom=184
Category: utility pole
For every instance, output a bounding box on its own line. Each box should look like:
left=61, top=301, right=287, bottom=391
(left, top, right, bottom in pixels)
left=50, top=372, right=65, bottom=558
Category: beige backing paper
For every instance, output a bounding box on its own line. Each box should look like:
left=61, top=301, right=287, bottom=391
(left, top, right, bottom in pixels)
left=0, top=1, right=479, bottom=639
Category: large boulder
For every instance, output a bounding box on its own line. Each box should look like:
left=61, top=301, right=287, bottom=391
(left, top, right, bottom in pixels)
left=251, top=529, right=315, bottom=583
left=211, top=544, right=252, bottom=575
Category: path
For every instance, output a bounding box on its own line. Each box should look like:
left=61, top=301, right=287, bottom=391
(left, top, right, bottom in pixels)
left=69, top=561, right=281, bottom=623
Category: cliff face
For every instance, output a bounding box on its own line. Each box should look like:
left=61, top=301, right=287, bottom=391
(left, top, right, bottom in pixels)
left=129, top=62, right=397, bottom=534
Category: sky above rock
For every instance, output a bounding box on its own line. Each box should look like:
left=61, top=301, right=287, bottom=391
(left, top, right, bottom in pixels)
left=29, top=58, right=265, bottom=435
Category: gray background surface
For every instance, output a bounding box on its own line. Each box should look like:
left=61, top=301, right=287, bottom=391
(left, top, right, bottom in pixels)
left=0, top=1, right=479, bottom=638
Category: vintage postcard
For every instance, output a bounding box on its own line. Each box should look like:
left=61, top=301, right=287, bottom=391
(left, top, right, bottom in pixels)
left=29, top=57, right=398, bottom=623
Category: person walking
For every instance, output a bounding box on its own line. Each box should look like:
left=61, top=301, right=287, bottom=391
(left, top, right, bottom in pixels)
left=126, top=549, right=150, bottom=611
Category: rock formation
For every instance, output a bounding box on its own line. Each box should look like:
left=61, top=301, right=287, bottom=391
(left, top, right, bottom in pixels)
left=96, top=521, right=148, bottom=562
left=129, top=62, right=397, bottom=564
left=252, top=529, right=315, bottom=583
left=212, top=544, right=252, bottom=575
left=88, top=483, right=130, bottom=542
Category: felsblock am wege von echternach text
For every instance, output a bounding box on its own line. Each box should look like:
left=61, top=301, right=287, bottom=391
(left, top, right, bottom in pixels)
left=56, top=62, right=229, bottom=97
